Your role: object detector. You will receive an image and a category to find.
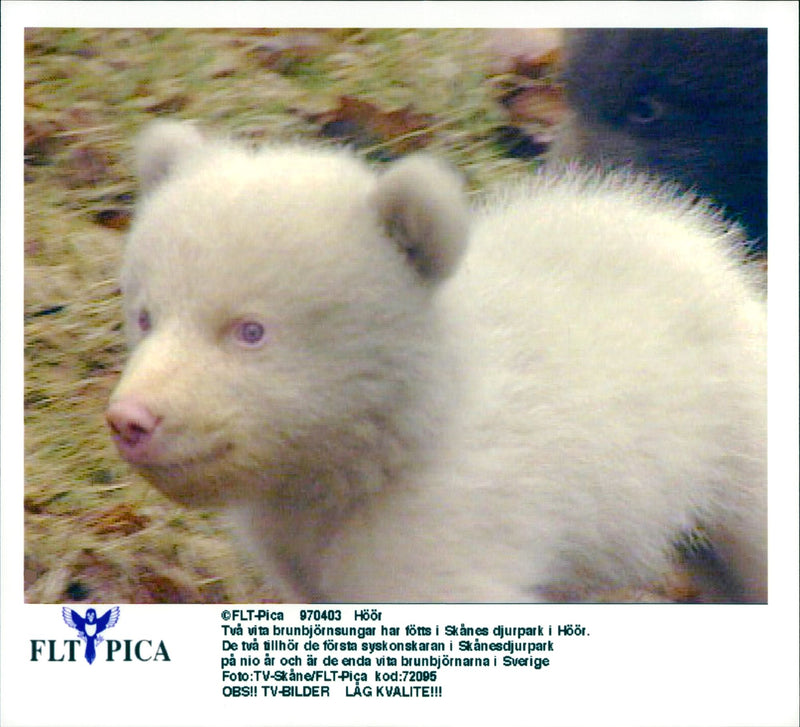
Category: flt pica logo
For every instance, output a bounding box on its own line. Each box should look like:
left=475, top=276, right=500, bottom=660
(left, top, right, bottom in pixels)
left=30, top=606, right=170, bottom=664
left=62, top=606, right=120, bottom=664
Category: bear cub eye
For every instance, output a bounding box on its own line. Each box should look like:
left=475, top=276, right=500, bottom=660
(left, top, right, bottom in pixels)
left=137, top=309, right=152, bottom=333
left=626, top=94, right=666, bottom=127
left=233, top=320, right=267, bottom=348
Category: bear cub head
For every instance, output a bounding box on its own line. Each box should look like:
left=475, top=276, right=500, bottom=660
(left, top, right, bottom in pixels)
left=107, top=121, right=469, bottom=507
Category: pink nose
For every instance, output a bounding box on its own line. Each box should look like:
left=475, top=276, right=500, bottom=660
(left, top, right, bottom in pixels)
left=106, top=399, right=161, bottom=463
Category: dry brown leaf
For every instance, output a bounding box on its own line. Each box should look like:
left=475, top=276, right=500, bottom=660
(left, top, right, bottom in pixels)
left=85, top=503, right=150, bottom=536
left=93, top=208, right=132, bottom=231
left=145, top=93, right=191, bottom=115
left=511, top=46, right=562, bottom=79
left=501, top=84, right=567, bottom=126
left=312, top=95, right=435, bottom=155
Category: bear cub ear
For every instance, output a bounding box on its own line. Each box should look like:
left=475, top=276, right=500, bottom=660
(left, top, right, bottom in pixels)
left=373, top=155, right=470, bottom=281
left=135, top=120, right=206, bottom=193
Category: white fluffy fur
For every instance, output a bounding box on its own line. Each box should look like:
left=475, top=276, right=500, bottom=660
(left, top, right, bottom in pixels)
left=109, top=120, right=766, bottom=603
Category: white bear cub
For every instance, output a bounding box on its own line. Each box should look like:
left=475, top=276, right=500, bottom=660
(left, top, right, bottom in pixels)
left=107, top=121, right=766, bottom=603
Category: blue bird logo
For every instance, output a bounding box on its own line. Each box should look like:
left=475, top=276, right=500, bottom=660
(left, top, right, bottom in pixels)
left=62, top=607, right=120, bottom=664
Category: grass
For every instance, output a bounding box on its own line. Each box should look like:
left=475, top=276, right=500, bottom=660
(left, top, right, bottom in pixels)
left=24, top=28, right=558, bottom=603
